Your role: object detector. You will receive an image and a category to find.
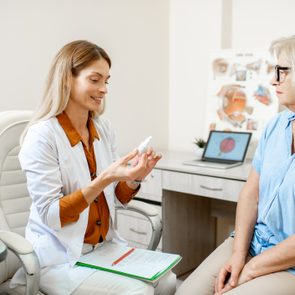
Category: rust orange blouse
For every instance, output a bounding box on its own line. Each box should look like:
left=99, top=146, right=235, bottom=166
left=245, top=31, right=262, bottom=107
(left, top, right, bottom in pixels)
left=57, top=112, right=139, bottom=244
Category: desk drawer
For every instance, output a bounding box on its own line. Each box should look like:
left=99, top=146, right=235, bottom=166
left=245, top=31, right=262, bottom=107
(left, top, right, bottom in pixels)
left=162, top=170, right=245, bottom=202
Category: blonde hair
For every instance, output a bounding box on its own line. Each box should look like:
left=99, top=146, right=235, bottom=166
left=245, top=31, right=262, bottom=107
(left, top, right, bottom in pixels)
left=270, top=35, right=295, bottom=89
left=21, top=40, right=111, bottom=143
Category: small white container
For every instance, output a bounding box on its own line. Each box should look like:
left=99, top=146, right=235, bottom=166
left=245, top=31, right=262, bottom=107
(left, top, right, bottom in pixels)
left=194, top=146, right=204, bottom=160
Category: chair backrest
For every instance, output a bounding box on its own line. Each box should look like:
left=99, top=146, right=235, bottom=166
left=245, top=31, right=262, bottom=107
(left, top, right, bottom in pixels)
left=0, top=110, right=33, bottom=282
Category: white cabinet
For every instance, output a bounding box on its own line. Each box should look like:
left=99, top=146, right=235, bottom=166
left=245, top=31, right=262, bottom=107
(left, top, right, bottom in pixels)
left=162, top=170, right=244, bottom=202
left=137, top=169, right=162, bottom=202
left=116, top=169, right=163, bottom=250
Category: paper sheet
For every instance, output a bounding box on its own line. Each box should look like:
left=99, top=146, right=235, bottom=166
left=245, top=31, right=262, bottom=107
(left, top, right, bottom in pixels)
left=78, top=242, right=181, bottom=280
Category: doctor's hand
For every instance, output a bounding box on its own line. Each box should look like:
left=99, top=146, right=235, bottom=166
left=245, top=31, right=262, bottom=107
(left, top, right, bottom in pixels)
left=105, top=148, right=161, bottom=184
left=83, top=149, right=157, bottom=204
left=129, top=147, right=162, bottom=181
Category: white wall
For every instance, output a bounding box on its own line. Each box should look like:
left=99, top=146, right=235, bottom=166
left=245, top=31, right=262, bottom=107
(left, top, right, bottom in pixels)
left=232, top=0, right=295, bottom=49
left=169, top=0, right=295, bottom=151
left=169, top=0, right=222, bottom=151
left=0, top=0, right=169, bottom=154
left=3, top=1, right=295, bottom=153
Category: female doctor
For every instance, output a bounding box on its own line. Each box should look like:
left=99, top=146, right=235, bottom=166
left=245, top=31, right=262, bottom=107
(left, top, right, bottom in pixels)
left=176, top=35, right=295, bottom=295
left=11, top=40, right=176, bottom=295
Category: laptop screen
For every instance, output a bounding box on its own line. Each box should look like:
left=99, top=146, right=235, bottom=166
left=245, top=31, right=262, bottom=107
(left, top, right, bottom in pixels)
left=203, top=131, right=252, bottom=163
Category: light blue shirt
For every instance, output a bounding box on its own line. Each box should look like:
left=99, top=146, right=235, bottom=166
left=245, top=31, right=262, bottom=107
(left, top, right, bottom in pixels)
left=251, top=109, right=295, bottom=275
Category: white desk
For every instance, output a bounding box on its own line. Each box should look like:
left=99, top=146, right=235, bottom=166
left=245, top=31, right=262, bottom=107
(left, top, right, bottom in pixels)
left=158, top=150, right=250, bottom=182
left=155, top=151, right=251, bottom=276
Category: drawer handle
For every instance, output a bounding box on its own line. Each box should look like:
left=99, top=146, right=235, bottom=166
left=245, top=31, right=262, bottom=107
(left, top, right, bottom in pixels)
left=200, top=185, right=223, bottom=191
left=129, top=228, right=148, bottom=235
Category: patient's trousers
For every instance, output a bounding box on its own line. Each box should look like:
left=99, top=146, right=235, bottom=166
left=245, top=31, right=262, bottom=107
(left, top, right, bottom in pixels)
left=176, top=237, right=295, bottom=295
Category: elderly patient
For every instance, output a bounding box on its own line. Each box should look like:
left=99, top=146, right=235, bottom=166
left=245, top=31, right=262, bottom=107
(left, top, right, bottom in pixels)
left=176, top=35, right=295, bottom=295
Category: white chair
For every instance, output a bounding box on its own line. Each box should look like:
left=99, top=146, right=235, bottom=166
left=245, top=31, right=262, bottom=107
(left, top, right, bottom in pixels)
left=0, top=110, right=162, bottom=295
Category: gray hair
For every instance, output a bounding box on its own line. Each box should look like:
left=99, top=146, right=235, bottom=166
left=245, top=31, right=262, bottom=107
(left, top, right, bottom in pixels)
left=270, top=35, right=295, bottom=89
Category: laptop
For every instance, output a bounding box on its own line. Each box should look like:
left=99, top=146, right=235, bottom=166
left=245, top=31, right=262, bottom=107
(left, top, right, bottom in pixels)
left=183, top=130, right=252, bottom=169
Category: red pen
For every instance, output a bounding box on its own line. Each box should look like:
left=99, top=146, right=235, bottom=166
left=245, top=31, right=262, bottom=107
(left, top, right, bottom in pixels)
left=112, top=248, right=135, bottom=266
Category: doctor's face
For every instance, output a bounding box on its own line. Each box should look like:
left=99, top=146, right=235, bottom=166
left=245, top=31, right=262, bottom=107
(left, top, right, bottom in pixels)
left=271, top=54, right=295, bottom=112
left=69, top=58, right=110, bottom=113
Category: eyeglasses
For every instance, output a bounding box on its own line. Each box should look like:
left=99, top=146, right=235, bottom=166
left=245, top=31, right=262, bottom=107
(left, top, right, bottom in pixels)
left=275, top=65, right=291, bottom=83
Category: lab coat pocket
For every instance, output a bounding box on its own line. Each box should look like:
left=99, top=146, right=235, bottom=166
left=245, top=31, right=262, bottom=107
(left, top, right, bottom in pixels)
left=34, top=235, right=67, bottom=268
left=59, top=146, right=90, bottom=193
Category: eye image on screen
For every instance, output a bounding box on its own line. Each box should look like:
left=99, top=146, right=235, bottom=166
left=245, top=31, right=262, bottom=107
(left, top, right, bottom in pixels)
left=204, top=132, right=250, bottom=161
left=219, top=137, right=235, bottom=156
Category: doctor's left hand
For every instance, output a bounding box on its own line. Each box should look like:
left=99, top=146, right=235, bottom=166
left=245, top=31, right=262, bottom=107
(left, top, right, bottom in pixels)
left=82, top=149, right=161, bottom=204
left=129, top=147, right=162, bottom=181
left=105, top=148, right=162, bottom=183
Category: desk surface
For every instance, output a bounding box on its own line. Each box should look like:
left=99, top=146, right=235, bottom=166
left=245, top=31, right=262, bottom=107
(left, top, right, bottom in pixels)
left=157, top=151, right=251, bottom=181
left=0, top=240, right=7, bottom=262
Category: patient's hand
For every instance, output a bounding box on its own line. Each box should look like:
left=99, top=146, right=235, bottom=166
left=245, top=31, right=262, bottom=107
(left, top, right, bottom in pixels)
left=215, top=251, right=246, bottom=294
left=218, top=261, right=255, bottom=294
left=236, top=262, right=255, bottom=286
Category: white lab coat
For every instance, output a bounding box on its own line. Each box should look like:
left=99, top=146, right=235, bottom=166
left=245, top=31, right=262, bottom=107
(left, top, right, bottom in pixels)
left=11, top=116, right=127, bottom=294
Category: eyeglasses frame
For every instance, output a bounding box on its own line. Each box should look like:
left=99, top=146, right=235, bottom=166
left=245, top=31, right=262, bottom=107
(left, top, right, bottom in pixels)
left=275, top=65, right=291, bottom=83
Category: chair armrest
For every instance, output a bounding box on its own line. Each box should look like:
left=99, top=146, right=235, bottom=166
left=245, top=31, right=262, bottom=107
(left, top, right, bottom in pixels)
left=116, top=200, right=162, bottom=250
left=0, top=231, right=40, bottom=295
left=0, top=240, right=7, bottom=262
left=0, top=231, right=33, bottom=255
left=123, top=200, right=158, bottom=216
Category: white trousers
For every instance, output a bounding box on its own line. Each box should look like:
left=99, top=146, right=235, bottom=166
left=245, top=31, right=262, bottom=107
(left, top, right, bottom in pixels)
left=11, top=259, right=176, bottom=295
left=71, top=269, right=176, bottom=295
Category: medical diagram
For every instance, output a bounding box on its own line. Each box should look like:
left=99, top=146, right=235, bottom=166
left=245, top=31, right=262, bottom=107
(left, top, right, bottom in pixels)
left=205, top=50, right=279, bottom=140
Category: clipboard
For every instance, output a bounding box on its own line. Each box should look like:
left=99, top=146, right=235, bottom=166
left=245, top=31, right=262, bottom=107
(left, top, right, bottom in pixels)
left=76, top=242, right=182, bottom=283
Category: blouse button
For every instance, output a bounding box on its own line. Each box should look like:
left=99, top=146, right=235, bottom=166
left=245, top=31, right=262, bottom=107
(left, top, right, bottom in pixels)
left=96, top=220, right=101, bottom=226
left=94, top=197, right=99, bottom=203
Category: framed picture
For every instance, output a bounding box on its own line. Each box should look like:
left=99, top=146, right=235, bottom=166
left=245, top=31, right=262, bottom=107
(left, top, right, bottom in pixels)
left=205, top=50, right=279, bottom=140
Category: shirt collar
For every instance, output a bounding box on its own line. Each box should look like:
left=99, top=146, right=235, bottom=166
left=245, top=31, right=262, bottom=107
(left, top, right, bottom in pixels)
left=283, top=109, right=295, bottom=129
left=287, top=111, right=295, bottom=122
left=57, top=112, right=100, bottom=147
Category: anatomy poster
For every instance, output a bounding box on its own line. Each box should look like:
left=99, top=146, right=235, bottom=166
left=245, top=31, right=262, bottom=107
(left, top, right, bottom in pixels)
left=205, top=50, right=279, bottom=140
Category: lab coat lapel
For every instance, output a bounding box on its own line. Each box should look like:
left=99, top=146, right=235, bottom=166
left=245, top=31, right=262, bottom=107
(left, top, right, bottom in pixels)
left=93, top=138, right=116, bottom=220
